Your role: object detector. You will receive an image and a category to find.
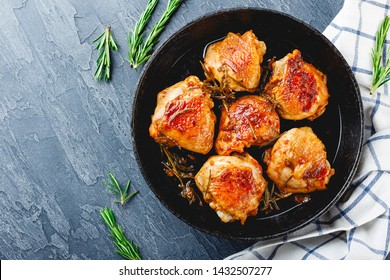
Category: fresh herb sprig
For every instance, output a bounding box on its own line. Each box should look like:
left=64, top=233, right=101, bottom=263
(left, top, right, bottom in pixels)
left=103, top=173, right=138, bottom=206
left=131, top=0, right=182, bottom=68
left=371, top=16, right=390, bottom=95
left=128, top=0, right=159, bottom=67
left=100, top=207, right=142, bottom=260
left=93, top=26, right=119, bottom=81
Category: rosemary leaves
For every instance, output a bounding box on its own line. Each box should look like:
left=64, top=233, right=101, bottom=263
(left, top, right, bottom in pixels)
left=100, top=207, right=142, bottom=260
left=103, top=173, right=138, bottom=206
left=128, top=0, right=159, bottom=67
left=129, top=0, right=182, bottom=68
left=160, top=144, right=202, bottom=205
left=93, top=26, right=119, bottom=81
left=260, top=183, right=292, bottom=214
left=93, top=0, right=183, bottom=80
left=371, top=16, right=390, bottom=95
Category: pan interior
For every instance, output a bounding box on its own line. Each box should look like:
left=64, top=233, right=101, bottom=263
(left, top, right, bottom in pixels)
left=132, top=9, right=363, bottom=240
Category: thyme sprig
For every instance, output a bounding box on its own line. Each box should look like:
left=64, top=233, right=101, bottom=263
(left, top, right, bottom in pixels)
left=103, top=173, right=138, bottom=206
left=128, top=0, right=159, bottom=67
left=93, top=26, right=119, bottom=81
left=131, top=0, right=182, bottom=68
left=371, top=16, right=390, bottom=95
left=100, top=207, right=142, bottom=260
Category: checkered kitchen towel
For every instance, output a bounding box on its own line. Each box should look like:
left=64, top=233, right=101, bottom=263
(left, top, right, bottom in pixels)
left=227, top=0, right=390, bottom=260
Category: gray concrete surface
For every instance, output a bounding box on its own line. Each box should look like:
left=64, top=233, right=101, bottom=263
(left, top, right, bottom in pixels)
left=3, top=0, right=374, bottom=260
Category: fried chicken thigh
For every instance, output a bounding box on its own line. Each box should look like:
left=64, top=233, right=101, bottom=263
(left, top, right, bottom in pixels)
left=149, top=76, right=216, bottom=154
left=265, top=49, right=329, bottom=121
left=203, top=30, right=266, bottom=92
left=215, top=95, right=280, bottom=155
left=264, top=127, right=335, bottom=194
left=195, top=153, right=267, bottom=224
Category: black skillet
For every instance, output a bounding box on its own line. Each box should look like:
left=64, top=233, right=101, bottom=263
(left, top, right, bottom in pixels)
left=132, top=9, right=363, bottom=240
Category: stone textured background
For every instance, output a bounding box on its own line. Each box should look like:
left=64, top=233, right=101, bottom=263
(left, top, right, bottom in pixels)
left=0, top=0, right=346, bottom=259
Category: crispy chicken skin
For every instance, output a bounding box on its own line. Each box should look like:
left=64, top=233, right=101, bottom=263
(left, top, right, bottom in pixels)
left=215, top=95, right=280, bottom=155
left=149, top=76, right=216, bottom=154
left=265, top=49, right=329, bottom=121
left=194, top=153, right=267, bottom=224
left=264, top=127, right=335, bottom=194
left=203, top=30, right=267, bottom=92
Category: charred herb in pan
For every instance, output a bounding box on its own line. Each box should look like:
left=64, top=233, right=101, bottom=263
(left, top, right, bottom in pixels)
left=201, top=61, right=236, bottom=100
left=260, top=183, right=292, bottom=214
left=160, top=143, right=203, bottom=205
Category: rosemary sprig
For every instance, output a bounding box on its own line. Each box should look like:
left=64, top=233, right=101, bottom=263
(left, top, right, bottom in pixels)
left=201, top=61, right=236, bottom=102
left=100, top=207, right=142, bottom=260
left=371, top=16, right=390, bottom=95
left=260, top=183, right=291, bottom=214
left=160, top=144, right=195, bottom=181
left=160, top=144, right=202, bottom=205
left=103, top=173, right=138, bottom=206
left=132, top=0, right=182, bottom=68
left=260, top=183, right=279, bottom=214
left=128, top=0, right=159, bottom=67
left=93, top=26, right=119, bottom=81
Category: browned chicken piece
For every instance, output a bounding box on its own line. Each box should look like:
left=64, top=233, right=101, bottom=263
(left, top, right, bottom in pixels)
left=203, top=30, right=267, bottom=92
left=149, top=76, right=216, bottom=154
left=215, top=95, right=280, bottom=155
left=264, top=127, right=335, bottom=194
left=194, top=153, right=267, bottom=224
left=265, top=49, right=329, bottom=121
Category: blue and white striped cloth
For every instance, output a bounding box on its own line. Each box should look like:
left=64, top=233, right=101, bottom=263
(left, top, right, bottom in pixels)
left=227, top=0, right=390, bottom=260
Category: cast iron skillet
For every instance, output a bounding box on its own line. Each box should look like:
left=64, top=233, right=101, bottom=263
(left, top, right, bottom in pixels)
left=132, top=9, right=363, bottom=240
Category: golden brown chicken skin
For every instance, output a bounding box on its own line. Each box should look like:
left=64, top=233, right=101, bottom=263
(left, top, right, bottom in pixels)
left=215, top=95, right=280, bottom=155
left=149, top=76, right=216, bottom=154
left=195, top=153, right=267, bottom=224
left=265, top=49, right=329, bottom=121
left=264, top=127, right=335, bottom=194
left=203, top=30, right=267, bottom=92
